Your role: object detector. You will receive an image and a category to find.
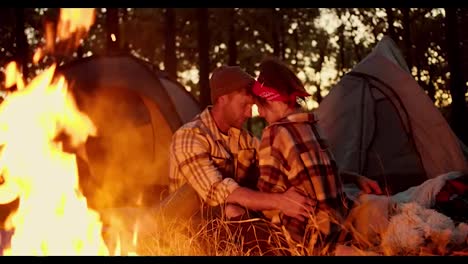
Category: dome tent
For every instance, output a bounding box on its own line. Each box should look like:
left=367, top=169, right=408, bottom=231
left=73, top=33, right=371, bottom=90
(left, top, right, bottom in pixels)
left=315, top=36, right=468, bottom=194
left=57, top=55, right=201, bottom=209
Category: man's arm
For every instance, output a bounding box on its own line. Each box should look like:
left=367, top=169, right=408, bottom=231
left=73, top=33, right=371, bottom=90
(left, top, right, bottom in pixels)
left=170, top=128, right=239, bottom=206
left=170, top=128, right=314, bottom=220
left=226, top=186, right=313, bottom=222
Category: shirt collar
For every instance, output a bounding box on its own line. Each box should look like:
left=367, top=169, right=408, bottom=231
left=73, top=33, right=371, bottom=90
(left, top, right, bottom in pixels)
left=200, top=106, right=241, bottom=143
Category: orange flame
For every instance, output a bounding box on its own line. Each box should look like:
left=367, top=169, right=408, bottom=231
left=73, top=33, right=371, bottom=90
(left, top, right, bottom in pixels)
left=128, top=193, right=144, bottom=255
left=4, top=62, right=25, bottom=90
left=57, top=8, right=96, bottom=41
left=0, top=8, right=142, bottom=256
left=0, top=62, right=109, bottom=255
left=113, top=233, right=122, bottom=256
left=33, top=8, right=96, bottom=64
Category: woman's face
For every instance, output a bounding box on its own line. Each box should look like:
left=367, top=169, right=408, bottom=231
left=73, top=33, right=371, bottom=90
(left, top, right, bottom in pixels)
left=256, top=100, right=288, bottom=123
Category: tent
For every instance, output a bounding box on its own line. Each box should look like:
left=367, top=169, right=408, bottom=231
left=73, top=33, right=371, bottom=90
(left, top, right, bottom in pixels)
left=57, top=55, right=201, bottom=208
left=315, top=36, right=468, bottom=194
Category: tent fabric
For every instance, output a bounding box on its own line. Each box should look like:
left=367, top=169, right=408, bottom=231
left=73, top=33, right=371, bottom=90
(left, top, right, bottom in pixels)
left=372, top=36, right=411, bottom=74
left=316, top=36, right=468, bottom=194
left=58, top=55, right=200, bottom=131
left=57, top=55, right=201, bottom=208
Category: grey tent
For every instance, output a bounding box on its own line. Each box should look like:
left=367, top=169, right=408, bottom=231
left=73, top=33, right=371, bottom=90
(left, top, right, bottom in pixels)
left=57, top=55, right=201, bottom=208
left=315, top=36, right=468, bottom=194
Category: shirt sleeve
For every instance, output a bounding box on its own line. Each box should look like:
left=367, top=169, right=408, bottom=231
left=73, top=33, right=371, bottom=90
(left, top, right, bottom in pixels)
left=170, top=128, right=240, bottom=206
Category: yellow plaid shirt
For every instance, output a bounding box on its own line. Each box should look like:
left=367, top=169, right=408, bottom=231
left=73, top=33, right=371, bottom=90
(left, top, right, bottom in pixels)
left=169, top=107, right=259, bottom=206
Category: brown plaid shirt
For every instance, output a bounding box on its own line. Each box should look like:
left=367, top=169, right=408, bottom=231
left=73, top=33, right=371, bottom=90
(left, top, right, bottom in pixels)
left=169, top=107, right=259, bottom=206
left=257, top=111, right=348, bottom=239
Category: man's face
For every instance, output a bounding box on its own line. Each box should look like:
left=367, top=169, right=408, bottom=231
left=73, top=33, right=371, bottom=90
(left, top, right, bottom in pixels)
left=223, top=89, right=254, bottom=129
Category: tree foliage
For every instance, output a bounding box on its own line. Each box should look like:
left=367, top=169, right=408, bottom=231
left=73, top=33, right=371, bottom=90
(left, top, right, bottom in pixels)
left=1, top=8, right=467, bottom=141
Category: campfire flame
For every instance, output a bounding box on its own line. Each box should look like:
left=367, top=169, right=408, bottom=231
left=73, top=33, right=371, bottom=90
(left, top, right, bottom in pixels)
left=0, top=63, right=109, bottom=255
left=0, top=7, right=113, bottom=256
left=34, top=8, right=97, bottom=64
left=4, top=62, right=25, bottom=91
left=57, top=8, right=96, bottom=41
left=129, top=193, right=144, bottom=255
left=0, top=8, right=145, bottom=256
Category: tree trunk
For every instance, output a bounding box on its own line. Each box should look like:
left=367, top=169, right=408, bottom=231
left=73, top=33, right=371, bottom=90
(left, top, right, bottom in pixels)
left=335, top=9, right=346, bottom=76
left=426, top=64, right=437, bottom=103
left=414, top=49, right=423, bottom=85
left=337, top=24, right=346, bottom=77
left=294, top=28, right=300, bottom=69
left=271, top=8, right=281, bottom=58
left=106, top=8, right=120, bottom=54
left=15, top=8, right=29, bottom=79
left=197, top=8, right=211, bottom=108
left=401, top=8, right=413, bottom=72
left=164, top=8, right=177, bottom=80
left=371, top=21, right=380, bottom=41
left=121, top=8, right=128, bottom=20
left=227, top=8, right=238, bottom=66
left=278, top=9, right=285, bottom=60
left=385, top=8, right=397, bottom=42
left=315, top=50, right=325, bottom=104
left=445, top=8, right=468, bottom=144
left=458, top=9, right=468, bottom=94
left=353, top=36, right=363, bottom=62
left=426, top=82, right=436, bottom=104
left=120, top=8, right=130, bottom=52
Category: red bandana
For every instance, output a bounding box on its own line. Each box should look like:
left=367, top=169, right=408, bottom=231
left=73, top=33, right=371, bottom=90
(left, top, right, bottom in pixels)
left=252, top=80, right=310, bottom=103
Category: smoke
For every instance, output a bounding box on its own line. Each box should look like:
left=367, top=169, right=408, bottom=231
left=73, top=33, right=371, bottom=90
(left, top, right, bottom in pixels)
left=71, top=85, right=172, bottom=211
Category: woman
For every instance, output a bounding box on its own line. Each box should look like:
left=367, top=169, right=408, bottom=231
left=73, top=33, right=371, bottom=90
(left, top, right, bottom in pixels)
left=251, top=57, right=382, bottom=247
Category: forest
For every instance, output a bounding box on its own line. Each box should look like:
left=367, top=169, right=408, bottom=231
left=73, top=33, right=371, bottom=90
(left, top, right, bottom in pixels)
left=0, top=8, right=467, bottom=143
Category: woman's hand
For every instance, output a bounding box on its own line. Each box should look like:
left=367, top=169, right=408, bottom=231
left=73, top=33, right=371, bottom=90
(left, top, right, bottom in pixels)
left=341, top=170, right=383, bottom=195
left=354, top=175, right=383, bottom=195
left=278, top=187, right=314, bottom=222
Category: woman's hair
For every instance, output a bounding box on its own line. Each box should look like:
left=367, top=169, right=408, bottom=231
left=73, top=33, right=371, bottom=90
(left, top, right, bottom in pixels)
left=257, top=56, right=307, bottom=96
left=253, top=56, right=307, bottom=107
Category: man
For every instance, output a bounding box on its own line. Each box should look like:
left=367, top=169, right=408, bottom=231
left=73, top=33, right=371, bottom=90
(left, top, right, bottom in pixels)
left=168, top=65, right=314, bottom=222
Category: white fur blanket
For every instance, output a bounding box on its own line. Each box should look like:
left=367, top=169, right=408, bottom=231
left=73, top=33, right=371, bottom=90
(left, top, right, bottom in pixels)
left=340, top=171, right=468, bottom=255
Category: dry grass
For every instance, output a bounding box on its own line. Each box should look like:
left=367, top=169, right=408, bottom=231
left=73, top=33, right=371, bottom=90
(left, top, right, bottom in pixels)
left=136, top=214, right=288, bottom=256
left=102, top=206, right=352, bottom=256
left=100, top=200, right=468, bottom=256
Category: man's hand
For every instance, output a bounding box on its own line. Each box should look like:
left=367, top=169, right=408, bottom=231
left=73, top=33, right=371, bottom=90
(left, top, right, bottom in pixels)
left=225, top=186, right=314, bottom=221
left=355, top=175, right=383, bottom=195
left=225, top=203, right=246, bottom=219
left=278, top=187, right=315, bottom=222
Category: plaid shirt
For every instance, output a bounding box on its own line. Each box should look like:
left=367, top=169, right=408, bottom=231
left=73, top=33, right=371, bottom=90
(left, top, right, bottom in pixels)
left=169, top=107, right=259, bottom=206
left=257, top=111, right=348, bottom=239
